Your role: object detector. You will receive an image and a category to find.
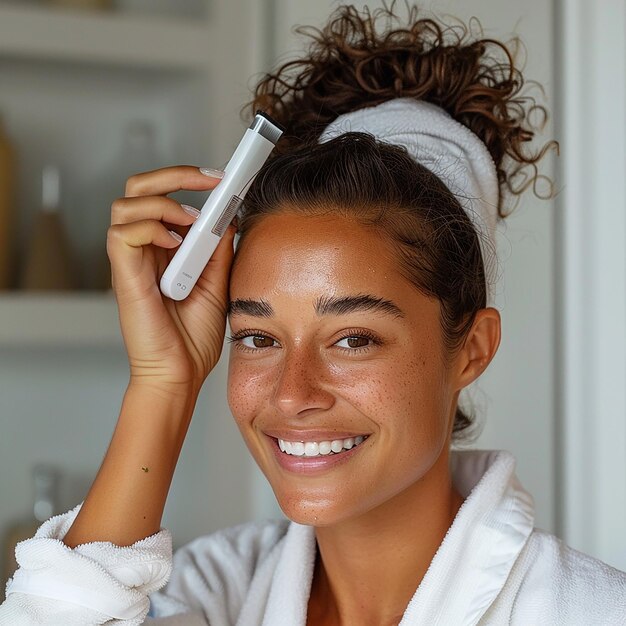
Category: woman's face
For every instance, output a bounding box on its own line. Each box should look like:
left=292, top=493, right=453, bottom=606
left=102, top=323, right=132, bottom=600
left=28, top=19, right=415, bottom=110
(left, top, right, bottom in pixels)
left=227, top=212, right=460, bottom=526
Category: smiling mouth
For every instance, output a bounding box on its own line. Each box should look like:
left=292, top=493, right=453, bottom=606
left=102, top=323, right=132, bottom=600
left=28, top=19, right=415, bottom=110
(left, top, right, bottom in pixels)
left=278, top=436, right=368, bottom=457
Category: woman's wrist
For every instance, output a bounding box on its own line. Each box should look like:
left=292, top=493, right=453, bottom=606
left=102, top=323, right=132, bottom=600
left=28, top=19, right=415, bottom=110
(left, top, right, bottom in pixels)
left=127, top=374, right=202, bottom=407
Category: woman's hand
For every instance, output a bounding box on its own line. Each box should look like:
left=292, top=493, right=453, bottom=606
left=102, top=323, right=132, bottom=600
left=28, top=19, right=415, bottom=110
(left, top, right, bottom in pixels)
left=107, top=165, right=236, bottom=394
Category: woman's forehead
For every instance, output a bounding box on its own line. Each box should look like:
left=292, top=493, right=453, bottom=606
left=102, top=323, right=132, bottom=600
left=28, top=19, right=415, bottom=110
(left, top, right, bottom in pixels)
left=231, top=213, right=398, bottom=291
left=229, top=213, right=437, bottom=319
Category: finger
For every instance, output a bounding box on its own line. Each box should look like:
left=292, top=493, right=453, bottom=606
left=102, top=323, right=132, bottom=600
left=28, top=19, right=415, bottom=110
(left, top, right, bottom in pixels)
left=197, top=223, right=237, bottom=294
left=125, top=165, right=224, bottom=198
left=107, top=220, right=183, bottom=256
left=210, top=223, right=237, bottom=266
left=111, top=195, right=201, bottom=227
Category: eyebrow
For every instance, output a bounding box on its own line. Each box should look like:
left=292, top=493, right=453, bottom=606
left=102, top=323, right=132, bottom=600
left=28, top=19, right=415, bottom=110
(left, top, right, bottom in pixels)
left=227, top=294, right=404, bottom=319
left=315, top=294, right=404, bottom=318
left=227, top=299, right=274, bottom=318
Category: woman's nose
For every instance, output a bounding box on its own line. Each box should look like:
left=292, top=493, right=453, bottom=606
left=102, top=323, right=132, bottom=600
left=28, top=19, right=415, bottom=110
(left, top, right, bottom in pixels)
left=271, top=346, right=335, bottom=417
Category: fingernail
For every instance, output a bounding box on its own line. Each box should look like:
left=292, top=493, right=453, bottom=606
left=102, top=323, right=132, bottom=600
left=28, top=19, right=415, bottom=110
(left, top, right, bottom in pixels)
left=168, top=230, right=183, bottom=243
left=199, top=167, right=225, bottom=179
left=181, top=204, right=201, bottom=218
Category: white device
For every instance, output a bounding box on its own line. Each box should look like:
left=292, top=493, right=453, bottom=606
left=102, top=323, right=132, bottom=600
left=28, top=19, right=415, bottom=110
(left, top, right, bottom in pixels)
left=160, top=112, right=284, bottom=300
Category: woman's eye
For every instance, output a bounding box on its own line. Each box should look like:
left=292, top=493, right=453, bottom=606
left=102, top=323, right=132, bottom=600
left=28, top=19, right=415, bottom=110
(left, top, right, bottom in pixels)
left=335, top=335, right=373, bottom=350
left=240, top=335, right=276, bottom=349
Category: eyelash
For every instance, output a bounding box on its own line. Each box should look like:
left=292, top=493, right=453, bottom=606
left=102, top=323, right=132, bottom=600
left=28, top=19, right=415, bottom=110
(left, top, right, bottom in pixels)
left=335, top=328, right=382, bottom=354
left=226, top=329, right=276, bottom=354
left=226, top=328, right=382, bottom=355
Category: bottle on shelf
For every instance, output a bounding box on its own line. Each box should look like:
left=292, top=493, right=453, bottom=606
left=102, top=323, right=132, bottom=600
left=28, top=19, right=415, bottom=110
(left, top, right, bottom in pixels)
left=19, top=165, right=77, bottom=291
left=0, top=113, right=17, bottom=290
left=1, top=465, right=59, bottom=602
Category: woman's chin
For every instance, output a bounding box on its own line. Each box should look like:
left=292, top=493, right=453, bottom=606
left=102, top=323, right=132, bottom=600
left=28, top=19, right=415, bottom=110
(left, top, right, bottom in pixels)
left=273, top=493, right=350, bottom=527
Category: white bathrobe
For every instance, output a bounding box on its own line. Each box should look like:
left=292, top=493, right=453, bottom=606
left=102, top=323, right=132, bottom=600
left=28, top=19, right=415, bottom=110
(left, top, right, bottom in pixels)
left=1, top=450, right=625, bottom=625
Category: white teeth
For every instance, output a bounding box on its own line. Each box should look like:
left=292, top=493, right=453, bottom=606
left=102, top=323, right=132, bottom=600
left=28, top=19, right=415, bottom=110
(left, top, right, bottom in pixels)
left=304, top=442, right=319, bottom=457
left=319, top=441, right=332, bottom=455
left=278, top=435, right=368, bottom=457
left=330, top=440, right=343, bottom=453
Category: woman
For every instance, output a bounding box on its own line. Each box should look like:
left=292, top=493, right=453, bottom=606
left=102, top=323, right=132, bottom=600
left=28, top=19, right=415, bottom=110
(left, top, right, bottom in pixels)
left=1, top=4, right=624, bottom=625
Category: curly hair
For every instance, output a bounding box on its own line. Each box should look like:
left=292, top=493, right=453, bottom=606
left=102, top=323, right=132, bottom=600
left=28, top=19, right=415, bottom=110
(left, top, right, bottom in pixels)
left=244, top=1, right=556, bottom=211
left=235, top=2, right=556, bottom=441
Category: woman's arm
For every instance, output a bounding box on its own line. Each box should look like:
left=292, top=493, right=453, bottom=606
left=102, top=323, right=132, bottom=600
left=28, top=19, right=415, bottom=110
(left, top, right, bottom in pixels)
left=63, top=381, right=196, bottom=548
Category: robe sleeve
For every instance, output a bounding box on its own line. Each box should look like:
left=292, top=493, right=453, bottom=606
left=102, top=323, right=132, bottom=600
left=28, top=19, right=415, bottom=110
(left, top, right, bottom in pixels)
left=0, top=504, right=172, bottom=625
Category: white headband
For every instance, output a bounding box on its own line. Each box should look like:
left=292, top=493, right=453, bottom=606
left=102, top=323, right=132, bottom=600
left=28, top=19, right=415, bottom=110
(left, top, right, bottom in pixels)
left=319, top=98, right=499, bottom=303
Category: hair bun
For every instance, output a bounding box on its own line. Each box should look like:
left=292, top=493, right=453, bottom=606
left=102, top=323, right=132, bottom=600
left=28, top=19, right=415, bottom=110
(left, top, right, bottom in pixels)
left=245, top=2, right=557, bottom=215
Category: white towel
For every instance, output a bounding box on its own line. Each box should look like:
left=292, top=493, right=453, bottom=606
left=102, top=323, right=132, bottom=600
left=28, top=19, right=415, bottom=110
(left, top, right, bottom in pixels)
left=2, top=504, right=172, bottom=625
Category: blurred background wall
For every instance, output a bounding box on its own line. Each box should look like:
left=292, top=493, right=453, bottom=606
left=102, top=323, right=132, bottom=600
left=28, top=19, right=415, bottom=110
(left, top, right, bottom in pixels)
left=0, top=0, right=624, bottom=596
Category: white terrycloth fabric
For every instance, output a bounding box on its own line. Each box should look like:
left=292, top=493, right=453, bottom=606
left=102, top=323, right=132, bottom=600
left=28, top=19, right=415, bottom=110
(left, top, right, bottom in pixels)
left=319, top=98, right=500, bottom=302
left=2, top=507, right=172, bottom=625
left=2, top=450, right=625, bottom=625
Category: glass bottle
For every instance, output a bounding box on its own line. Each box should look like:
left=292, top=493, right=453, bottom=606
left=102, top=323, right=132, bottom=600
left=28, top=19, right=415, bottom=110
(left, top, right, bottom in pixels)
left=0, top=113, right=17, bottom=290
left=19, top=165, right=77, bottom=290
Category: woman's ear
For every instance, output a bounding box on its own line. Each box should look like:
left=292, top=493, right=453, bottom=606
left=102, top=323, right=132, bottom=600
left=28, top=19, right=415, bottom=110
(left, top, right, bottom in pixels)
left=454, top=308, right=501, bottom=390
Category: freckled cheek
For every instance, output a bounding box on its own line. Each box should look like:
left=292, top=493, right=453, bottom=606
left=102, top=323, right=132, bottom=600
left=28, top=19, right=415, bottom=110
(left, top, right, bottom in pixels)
left=344, top=360, right=445, bottom=436
left=331, top=371, right=387, bottom=414
left=226, top=358, right=277, bottom=427
left=325, top=362, right=410, bottom=428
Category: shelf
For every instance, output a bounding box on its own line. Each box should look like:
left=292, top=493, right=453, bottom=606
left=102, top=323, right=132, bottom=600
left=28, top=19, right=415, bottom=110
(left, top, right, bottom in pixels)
left=0, top=4, right=214, bottom=70
left=0, top=292, right=123, bottom=348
